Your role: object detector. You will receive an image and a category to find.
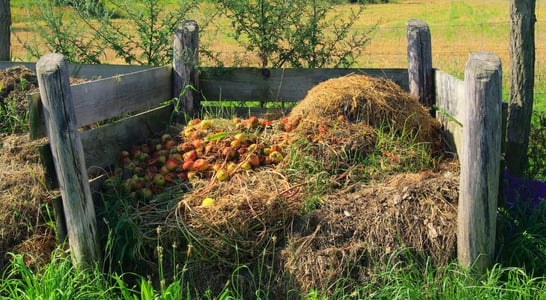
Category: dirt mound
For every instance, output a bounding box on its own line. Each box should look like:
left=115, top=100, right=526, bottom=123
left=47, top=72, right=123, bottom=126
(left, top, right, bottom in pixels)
left=0, top=65, right=38, bottom=103
left=289, top=74, right=440, bottom=143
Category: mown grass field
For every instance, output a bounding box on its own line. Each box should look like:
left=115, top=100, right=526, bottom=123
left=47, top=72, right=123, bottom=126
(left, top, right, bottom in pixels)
left=9, top=0, right=546, bottom=111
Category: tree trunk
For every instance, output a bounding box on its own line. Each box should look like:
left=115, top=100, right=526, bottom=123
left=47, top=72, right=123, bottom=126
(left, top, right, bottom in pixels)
left=505, top=0, right=536, bottom=177
left=0, top=0, right=10, bottom=61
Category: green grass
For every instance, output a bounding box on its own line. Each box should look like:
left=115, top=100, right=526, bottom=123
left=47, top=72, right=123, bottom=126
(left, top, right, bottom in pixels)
left=3, top=245, right=546, bottom=299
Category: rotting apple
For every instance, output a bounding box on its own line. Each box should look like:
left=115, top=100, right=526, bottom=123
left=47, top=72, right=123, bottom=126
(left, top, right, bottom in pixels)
left=200, top=119, right=213, bottom=129
left=248, top=116, right=260, bottom=129
left=192, top=158, right=209, bottom=172
left=247, top=154, right=261, bottom=168
left=240, top=161, right=252, bottom=171
left=177, top=141, right=194, bottom=153
left=153, top=173, right=166, bottom=186
left=161, top=133, right=172, bottom=143
left=183, top=150, right=198, bottom=162
left=268, top=151, right=284, bottom=164
left=222, top=147, right=237, bottom=160
left=164, top=140, right=177, bottom=151
left=216, top=169, right=229, bottom=181
left=230, top=139, right=241, bottom=150
left=182, top=160, right=194, bottom=171
left=164, top=158, right=178, bottom=171
left=226, top=162, right=237, bottom=174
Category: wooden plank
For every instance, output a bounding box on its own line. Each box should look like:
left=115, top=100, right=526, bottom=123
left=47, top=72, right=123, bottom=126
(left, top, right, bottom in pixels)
left=38, top=105, right=172, bottom=189
left=458, top=51, right=502, bottom=273
left=36, top=53, right=101, bottom=267
left=0, top=61, right=155, bottom=79
left=82, top=104, right=173, bottom=177
left=434, top=69, right=465, bottom=157
left=29, top=65, right=173, bottom=139
left=199, top=68, right=409, bottom=102
left=71, top=65, right=172, bottom=127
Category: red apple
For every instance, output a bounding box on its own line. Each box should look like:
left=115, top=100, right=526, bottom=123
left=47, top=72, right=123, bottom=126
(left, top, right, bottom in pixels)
left=192, top=159, right=209, bottom=172
left=182, top=160, right=194, bottom=171
left=164, top=140, right=177, bottom=151
left=177, top=142, right=194, bottom=153
left=164, top=158, right=178, bottom=171
left=248, top=116, right=259, bottom=128
left=183, top=150, right=198, bottom=162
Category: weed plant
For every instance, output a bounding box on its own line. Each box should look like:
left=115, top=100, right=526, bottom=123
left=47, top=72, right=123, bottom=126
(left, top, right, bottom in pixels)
left=0, top=97, right=28, bottom=134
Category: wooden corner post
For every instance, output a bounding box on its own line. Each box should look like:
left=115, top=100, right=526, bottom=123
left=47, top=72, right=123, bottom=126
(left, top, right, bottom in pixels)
left=406, top=19, right=434, bottom=110
left=173, top=19, right=200, bottom=120
left=458, top=51, right=502, bottom=273
left=36, top=53, right=101, bottom=268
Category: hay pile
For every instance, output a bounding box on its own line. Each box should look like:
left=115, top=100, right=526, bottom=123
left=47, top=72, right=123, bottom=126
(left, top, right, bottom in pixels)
left=278, top=166, right=459, bottom=293
left=0, top=134, right=56, bottom=269
left=168, top=169, right=305, bottom=266
left=289, top=74, right=440, bottom=143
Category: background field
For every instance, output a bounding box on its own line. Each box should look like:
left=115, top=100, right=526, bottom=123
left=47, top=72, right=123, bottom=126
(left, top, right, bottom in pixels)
left=8, top=0, right=545, bottom=109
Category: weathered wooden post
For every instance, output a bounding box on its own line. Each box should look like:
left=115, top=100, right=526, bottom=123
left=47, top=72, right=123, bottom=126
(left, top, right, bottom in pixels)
left=0, top=0, right=10, bottom=61
left=458, top=51, right=502, bottom=273
left=173, top=19, right=200, bottom=120
left=505, top=0, right=536, bottom=177
left=36, top=53, right=101, bottom=268
left=406, top=19, right=434, bottom=111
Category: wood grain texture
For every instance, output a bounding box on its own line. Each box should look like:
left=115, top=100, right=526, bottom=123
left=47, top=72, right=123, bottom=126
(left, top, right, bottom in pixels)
left=173, top=20, right=200, bottom=118
left=199, top=67, right=409, bottom=102
left=0, top=61, right=156, bottom=79
left=407, top=19, right=434, bottom=108
left=36, top=53, right=101, bottom=267
left=457, top=51, right=502, bottom=273
left=434, top=69, right=464, bottom=157
left=29, top=66, right=172, bottom=139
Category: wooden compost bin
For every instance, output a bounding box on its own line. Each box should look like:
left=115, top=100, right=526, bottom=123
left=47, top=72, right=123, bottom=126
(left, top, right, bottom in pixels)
left=20, top=19, right=502, bottom=272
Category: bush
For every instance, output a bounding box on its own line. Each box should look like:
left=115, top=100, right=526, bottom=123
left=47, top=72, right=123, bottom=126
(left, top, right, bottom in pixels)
left=19, top=0, right=202, bottom=65
left=214, top=0, right=376, bottom=68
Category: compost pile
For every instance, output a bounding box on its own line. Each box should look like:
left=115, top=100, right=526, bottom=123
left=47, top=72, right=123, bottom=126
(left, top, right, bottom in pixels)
left=99, top=74, right=458, bottom=295
left=0, top=66, right=57, bottom=270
